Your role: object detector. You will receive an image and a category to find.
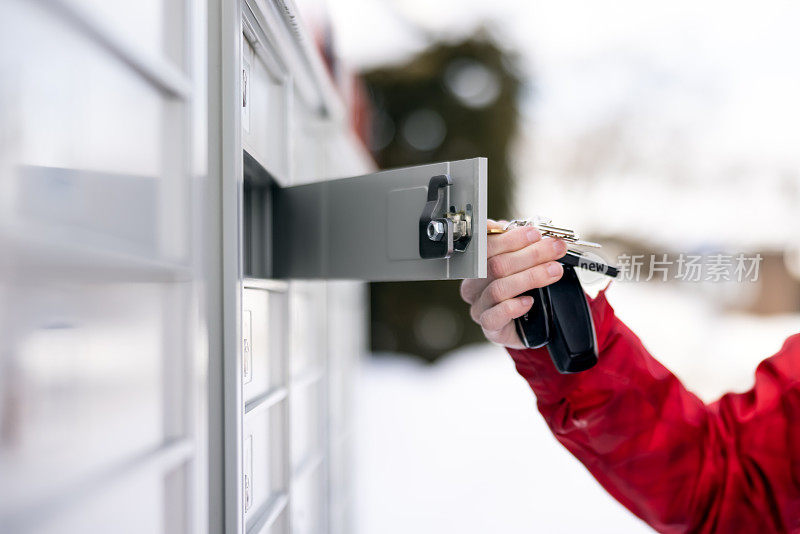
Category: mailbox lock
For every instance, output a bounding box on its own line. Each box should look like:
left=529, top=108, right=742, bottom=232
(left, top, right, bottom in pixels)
left=419, top=175, right=473, bottom=259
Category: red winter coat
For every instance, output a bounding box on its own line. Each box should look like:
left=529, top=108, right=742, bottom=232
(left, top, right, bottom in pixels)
left=508, top=290, right=800, bottom=533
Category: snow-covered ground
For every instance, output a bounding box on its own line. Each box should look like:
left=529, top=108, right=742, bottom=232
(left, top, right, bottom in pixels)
left=354, top=283, right=800, bottom=533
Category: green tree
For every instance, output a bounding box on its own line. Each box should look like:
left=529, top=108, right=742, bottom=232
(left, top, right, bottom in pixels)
left=364, top=35, right=524, bottom=361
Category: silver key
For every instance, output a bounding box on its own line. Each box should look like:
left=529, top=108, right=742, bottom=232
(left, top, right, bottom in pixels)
left=502, top=216, right=602, bottom=248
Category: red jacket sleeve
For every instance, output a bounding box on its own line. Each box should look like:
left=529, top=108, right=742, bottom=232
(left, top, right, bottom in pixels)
left=507, top=289, right=800, bottom=533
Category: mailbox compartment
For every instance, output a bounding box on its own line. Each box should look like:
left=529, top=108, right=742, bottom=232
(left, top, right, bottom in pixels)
left=242, top=398, right=289, bottom=528
left=288, top=283, right=326, bottom=379
left=290, top=465, right=325, bottom=534
left=3, top=1, right=194, bottom=270
left=242, top=287, right=287, bottom=404
left=290, top=379, right=324, bottom=472
left=12, top=455, right=189, bottom=534
left=241, top=19, right=289, bottom=183
left=0, top=282, right=188, bottom=516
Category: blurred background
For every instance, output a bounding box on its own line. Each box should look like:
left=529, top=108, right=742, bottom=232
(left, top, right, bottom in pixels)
left=316, top=0, right=800, bottom=532
left=2, top=0, right=800, bottom=532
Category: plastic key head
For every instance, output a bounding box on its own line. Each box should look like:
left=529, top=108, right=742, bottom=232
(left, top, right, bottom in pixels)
left=514, top=287, right=551, bottom=349
left=545, top=265, right=598, bottom=373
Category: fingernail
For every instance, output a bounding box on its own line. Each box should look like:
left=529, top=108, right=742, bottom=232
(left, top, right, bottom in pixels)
left=526, top=229, right=540, bottom=242
left=552, top=239, right=566, bottom=254
left=521, top=296, right=534, bottom=306
left=546, top=262, right=562, bottom=276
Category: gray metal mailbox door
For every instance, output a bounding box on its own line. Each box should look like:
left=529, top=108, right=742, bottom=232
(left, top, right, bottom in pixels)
left=272, top=157, right=487, bottom=281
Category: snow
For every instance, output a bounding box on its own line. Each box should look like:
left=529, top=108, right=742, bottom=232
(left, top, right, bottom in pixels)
left=355, top=344, right=652, bottom=534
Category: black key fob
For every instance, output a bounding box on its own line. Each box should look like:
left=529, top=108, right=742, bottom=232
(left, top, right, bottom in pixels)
left=546, top=265, right=598, bottom=373
left=514, top=264, right=598, bottom=374
left=514, top=287, right=550, bottom=349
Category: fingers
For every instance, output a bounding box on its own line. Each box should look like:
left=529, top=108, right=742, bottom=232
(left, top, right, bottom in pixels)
left=487, top=219, right=504, bottom=230
left=462, top=221, right=564, bottom=314
left=487, top=238, right=568, bottom=279
left=481, top=317, right=527, bottom=349
left=484, top=317, right=525, bottom=349
left=461, top=220, right=531, bottom=306
left=463, top=236, right=567, bottom=311
left=465, top=220, right=568, bottom=347
left=459, top=278, right=485, bottom=305
left=488, top=226, right=541, bottom=257
left=479, top=295, right=534, bottom=333
left=474, top=260, right=563, bottom=318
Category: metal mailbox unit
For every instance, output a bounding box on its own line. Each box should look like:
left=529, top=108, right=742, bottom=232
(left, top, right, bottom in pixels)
left=0, top=0, right=205, bottom=533
left=0, top=0, right=486, bottom=533
left=209, top=2, right=487, bottom=534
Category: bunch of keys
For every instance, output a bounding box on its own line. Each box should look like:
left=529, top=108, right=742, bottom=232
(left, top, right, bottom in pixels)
left=492, top=216, right=602, bottom=247
left=489, top=216, right=619, bottom=373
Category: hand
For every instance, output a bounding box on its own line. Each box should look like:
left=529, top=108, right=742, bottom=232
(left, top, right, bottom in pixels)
left=460, top=220, right=568, bottom=349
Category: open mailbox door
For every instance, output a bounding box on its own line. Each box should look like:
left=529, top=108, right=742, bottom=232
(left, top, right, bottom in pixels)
left=259, top=156, right=487, bottom=281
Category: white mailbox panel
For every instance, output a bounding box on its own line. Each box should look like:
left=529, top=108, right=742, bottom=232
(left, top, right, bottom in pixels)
left=326, top=282, right=364, bottom=436
left=18, top=462, right=188, bottom=534
left=291, top=467, right=325, bottom=534
left=0, top=283, right=182, bottom=517
left=0, top=1, right=202, bottom=533
left=328, top=437, right=354, bottom=534
left=289, top=283, right=325, bottom=378
left=291, top=99, right=324, bottom=186
left=3, top=0, right=194, bottom=267
left=265, top=508, right=290, bottom=534
left=242, top=288, right=287, bottom=403
left=242, top=400, right=289, bottom=528
left=290, top=381, right=324, bottom=472
left=241, top=28, right=289, bottom=183
left=62, top=0, right=180, bottom=66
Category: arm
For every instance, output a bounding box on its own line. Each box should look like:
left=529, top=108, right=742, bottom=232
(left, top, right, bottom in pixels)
left=508, top=290, right=800, bottom=533
left=460, top=223, right=800, bottom=533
